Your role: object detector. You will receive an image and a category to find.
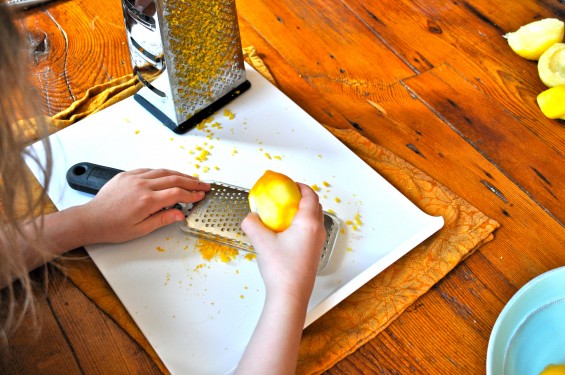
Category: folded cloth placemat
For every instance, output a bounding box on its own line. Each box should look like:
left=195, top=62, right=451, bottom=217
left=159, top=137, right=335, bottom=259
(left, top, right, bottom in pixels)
left=32, top=46, right=499, bottom=374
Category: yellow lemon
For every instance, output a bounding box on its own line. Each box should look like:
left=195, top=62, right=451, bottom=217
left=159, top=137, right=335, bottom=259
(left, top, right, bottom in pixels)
left=538, top=43, right=565, bottom=87
left=536, top=85, right=565, bottom=119
left=504, top=18, right=564, bottom=60
left=248, top=170, right=301, bottom=232
left=539, top=364, right=565, bottom=375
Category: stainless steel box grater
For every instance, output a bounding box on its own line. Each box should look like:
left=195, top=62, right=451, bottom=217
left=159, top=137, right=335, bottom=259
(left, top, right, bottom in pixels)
left=121, top=0, right=251, bottom=134
left=178, top=182, right=341, bottom=273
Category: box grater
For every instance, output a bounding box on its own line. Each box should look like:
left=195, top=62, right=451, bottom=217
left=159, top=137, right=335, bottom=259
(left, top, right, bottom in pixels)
left=178, top=182, right=340, bottom=273
left=121, top=0, right=251, bottom=134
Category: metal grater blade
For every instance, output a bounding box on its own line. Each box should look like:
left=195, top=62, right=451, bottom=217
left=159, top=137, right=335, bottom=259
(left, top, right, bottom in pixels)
left=182, top=182, right=254, bottom=251
left=178, top=182, right=341, bottom=273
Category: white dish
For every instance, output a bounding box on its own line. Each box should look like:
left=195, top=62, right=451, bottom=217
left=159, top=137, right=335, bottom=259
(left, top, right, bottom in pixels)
left=487, top=266, right=565, bottom=375
left=26, top=64, right=444, bottom=375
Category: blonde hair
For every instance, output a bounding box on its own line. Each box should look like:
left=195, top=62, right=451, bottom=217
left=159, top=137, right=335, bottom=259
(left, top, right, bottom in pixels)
left=0, top=4, right=53, bottom=344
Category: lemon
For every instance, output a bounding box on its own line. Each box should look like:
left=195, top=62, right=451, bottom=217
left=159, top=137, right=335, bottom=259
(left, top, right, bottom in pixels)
left=538, top=43, right=565, bottom=87
left=504, top=18, right=564, bottom=60
left=539, top=364, right=565, bottom=375
left=536, top=85, right=565, bottom=119
left=248, top=170, right=301, bottom=232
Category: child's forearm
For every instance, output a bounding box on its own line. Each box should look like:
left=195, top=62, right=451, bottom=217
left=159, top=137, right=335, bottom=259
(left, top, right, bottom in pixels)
left=236, top=293, right=309, bottom=375
left=23, top=206, right=93, bottom=267
left=0, top=206, right=92, bottom=289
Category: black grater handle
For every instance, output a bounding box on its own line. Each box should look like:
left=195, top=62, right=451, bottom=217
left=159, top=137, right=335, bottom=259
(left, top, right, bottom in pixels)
left=66, top=162, right=123, bottom=195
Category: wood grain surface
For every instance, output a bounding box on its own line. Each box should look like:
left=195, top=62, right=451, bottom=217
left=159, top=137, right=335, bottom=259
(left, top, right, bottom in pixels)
left=3, top=0, right=564, bottom=373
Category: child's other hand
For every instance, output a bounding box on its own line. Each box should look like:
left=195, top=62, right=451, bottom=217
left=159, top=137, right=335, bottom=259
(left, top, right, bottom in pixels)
left=79, top=168, right=210, bottom=244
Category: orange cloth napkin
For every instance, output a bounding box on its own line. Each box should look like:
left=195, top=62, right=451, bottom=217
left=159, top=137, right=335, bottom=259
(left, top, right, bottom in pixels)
left=37, top=46, right=499, bottom=374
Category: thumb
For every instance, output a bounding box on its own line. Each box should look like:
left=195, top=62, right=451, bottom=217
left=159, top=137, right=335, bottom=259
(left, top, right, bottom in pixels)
left=241, top=212, right=274, bottom=248
left=137, top=209, right=185, bottom=236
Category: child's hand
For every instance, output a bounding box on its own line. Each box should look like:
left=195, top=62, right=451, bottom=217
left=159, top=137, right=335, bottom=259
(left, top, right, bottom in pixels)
left=236, top=183, right=326, bottom=374
left=241, top=183, right=326, bottom=305
left=78, top=168, right=210, bottom=244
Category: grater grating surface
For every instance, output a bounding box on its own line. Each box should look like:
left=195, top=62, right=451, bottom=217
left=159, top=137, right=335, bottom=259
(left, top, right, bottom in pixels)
left=122, top=0, right=250, bottom=133
left=178, top=182, right=340, bottom=272
left=160, top=0, right=248, bottom=121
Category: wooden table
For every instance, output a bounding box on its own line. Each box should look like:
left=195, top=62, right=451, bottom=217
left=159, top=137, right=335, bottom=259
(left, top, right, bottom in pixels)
left=4, top=0, right=564, bottom=373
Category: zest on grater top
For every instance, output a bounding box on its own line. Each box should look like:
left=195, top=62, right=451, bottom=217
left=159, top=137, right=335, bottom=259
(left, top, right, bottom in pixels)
left=121, top=0, right=251, bottom=134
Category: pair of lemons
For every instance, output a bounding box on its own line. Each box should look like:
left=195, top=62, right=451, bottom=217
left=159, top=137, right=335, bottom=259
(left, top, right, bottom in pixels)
left=504, top=18, right=565, bottom=120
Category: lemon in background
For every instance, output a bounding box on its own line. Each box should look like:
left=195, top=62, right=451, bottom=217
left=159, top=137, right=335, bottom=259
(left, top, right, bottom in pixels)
left=537, top=85, right=565, bottom=119
left=504, top=18, right=564, bottom=60
left=539, top=364, right=565, bottom=375
left=538, top=43, right=565, bottom=87
left=248, top=170, right=301, bottom=232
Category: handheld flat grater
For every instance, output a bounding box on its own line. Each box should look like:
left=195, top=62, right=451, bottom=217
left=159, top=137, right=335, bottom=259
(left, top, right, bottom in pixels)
left=177, top=182, right=340, bottom=273
left=121, top=0, right=251, bottom=134
left=66, top=163, right=340, bottom=273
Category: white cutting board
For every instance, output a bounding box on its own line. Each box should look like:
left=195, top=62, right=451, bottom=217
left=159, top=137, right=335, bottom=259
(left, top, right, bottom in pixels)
left=26, top=64, right=443, bottom=375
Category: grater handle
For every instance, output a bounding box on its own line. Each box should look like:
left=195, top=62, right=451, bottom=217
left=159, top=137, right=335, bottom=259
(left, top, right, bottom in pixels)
left=66, top=162, right=124, bottom=195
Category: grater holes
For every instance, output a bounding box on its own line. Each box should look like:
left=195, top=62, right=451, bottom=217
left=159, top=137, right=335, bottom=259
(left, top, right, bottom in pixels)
left=184, top=182, right=252, bottom=242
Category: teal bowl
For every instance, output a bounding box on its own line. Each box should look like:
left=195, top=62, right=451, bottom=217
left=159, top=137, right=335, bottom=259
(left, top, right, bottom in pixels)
left=487, top=266, right=565, bottom=375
